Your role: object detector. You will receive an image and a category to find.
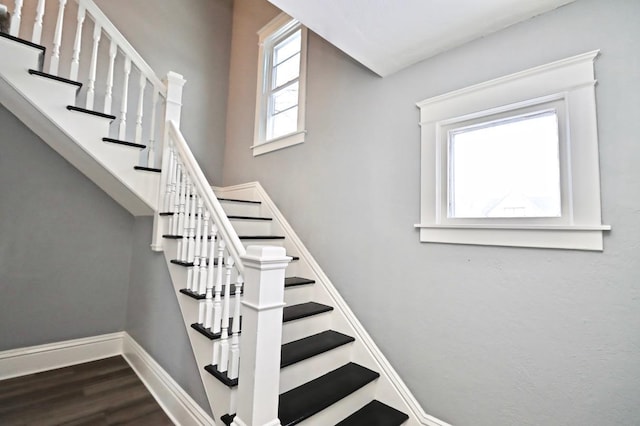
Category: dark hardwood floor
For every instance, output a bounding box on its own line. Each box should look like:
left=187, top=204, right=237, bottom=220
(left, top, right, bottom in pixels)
left=0, top=356, right=173, bottom=425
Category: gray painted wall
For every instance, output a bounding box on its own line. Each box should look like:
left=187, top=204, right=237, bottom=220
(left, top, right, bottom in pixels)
left=93, top=0, right=233, bottom=184
left=223, top=1, right=640, bottom=425
left=126, top=217, right=210, bottom=415
left=0, top=104, right=133, bottom=351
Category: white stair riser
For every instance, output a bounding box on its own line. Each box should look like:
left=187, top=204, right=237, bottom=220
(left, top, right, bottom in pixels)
left=0, top=39, right=42, bottom=73
left=282, top=312, right=333, bottom=344
left=219, top=201, right=262, bottom=217
left=279, top=343, right=353, bottom=394
left=283, top=285, right=314, bottom=306
left=297, top=381, right=378, bottom=426
left=229, top=219, right=272, bottom=235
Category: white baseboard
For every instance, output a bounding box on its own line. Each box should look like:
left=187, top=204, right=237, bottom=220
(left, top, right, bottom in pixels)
left=0, top=332, right=215, bottom=426
left=0, top=332, right=124, bottom=381
left=122, top=333, right=214, bottom=426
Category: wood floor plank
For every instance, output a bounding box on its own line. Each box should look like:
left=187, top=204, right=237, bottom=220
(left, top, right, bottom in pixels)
left=0, top=356, right=173, bottom=426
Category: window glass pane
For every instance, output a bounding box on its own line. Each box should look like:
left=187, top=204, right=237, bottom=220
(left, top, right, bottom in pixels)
left=274, top=30, right=301, bottom=66
left=273, top=53, right=300, bottom=88
left=268, top=106, right=298, bottom=140
left=449, top=110, right=561, bottom=218
left=271, top=82, right=298, bottom=114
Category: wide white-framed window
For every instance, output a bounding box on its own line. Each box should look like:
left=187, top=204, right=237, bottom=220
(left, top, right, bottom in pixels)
left=252, top=13, right=308, bottom=156
left=415, top=51, right=610, bottom=250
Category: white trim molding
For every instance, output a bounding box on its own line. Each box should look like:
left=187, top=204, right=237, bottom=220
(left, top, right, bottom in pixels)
left=0, top=333, right=214, bottom=426
left=416, top=50, right=610, bottom=250
left=0, top=332, right=123, bottom=381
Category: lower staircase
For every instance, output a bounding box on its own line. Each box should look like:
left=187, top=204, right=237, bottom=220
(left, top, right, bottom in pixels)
left=0, top=2, right=428, bottom=424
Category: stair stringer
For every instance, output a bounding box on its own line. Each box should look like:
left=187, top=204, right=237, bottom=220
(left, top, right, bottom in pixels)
left=0, top=38, right=158, bottom=216
left=214, top=182, right=453, bottom=426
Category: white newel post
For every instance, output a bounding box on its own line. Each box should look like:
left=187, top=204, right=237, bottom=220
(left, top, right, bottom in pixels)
left=151, top=71, right=186, bottom=252
left=232, top=246, right=291, bottom=426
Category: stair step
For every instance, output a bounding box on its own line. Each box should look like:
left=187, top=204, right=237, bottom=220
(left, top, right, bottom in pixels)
left=336, top=400, right=409, bottom=426
left=134, top=165, right=161, bottom=173
left=227, top=215, right=272, bottom=221
left=103, top=137, right=146, bottom=149
left=191, top=301, right=332, bottom=340
left=179, top=284, right=242, bottom=301
left=204, top=364, right=238, bottom=387
left=239, top=235, right=285, bottom=240
left=0, top=32, right=46, bottom=58
left=281, top=330, right=355, bottom=368
left=170, top=256, right=299, bottom=267
left=28, top=69, right=82, bottom=90
left=217, top=198, right=261, bottom=204
left=283, top=276, right=315, bottom=287
left=283, top=302, right=333, bottom=322
left=66, top=105, right=116, bottom=121
left=279, top=363, right=380, bottom=426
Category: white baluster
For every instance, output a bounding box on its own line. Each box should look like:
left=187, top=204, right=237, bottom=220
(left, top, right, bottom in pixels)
left=31, top=0, right=45, bottom=44
left=9, top=0, right=23, bottom=37
left=164, top=146, right=175, bottom=214
left=85, top=22, right=101, bottom=110
left=48, top=0, right=66, bottom=75
left=212, top=239, right=226, bottom=337
left=187, top=186, right=197, bottom=264
left=198, top=210, right=210, bottom=295
left=172, top=163, right=183, bottom=236
left=147, top=90, right=159, bottom=168
left=181, top=179, right=191, bottom=263
left=134, top=73, right=146, bottom=145
left=118, top=57, right=131, bottom=139
left=191, top=196, right=203, bottom=293
left=215, top=256, right=234, bottom=372
left=103, top=40, right=116, bottom=114
left=68, top=4, right=85, bottom=81
left=204, top=224, right=218, bottom=329
left=228, top=274, right=243, bottom=381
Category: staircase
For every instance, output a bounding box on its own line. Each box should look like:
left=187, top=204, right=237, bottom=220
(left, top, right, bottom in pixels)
left=0, top=1, right=433, bottom=425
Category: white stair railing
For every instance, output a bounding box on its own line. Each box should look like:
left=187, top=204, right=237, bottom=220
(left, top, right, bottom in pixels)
left=8, top=0, right=167, bottom=167
left=6, top=0, right=290, bottom=420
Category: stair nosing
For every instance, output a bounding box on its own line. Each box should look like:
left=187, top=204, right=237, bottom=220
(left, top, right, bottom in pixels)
left=103, top=137, right=146, bottom=149
left=66, top=105, right=116, bottom=121
left=217, top=197, right=261, bottom=204
left=28, top=69, right=82, bottom=89
left=134, top=165, right=161, bottom=173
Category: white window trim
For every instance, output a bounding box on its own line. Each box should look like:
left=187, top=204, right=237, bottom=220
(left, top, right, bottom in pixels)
left=252, top=13, right=308, bottom=156
left=415, top=50, right=610, bottom=251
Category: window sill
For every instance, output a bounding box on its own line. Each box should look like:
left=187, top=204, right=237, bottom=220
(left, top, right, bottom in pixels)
left=251, top=130, right=306, bottom=156
left=414, top=223, right=611, bottom=251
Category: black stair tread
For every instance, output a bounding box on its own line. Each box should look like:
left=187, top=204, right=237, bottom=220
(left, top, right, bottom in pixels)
left=66, top=105, right=116, bottom=120
left=191, top=318, right=240, bottom=340
left=284, top=276, right=314, bottom=286
left=283, top=302, right=333, bottom=322
left=191, top=302, right=331, bottom=341
left=179, top=288, right=206, bottom=300
left=103, top=137, right=146, bottom=149
left=238, top=235, right=285, bottom=240
left=279, top=363, right=380, bottom=426
left=204, top=364, right=238, bottom=387
left=134, top=165, right=161, bottom=173
left=281, top=330, right=355, bottom=368
left=217, top=197, right=261, bottom=204
left=227, top=215, right=272, bottom=221
left=28, top=69, right=82, bottom=89
left=170, top=255, right=299, bottom=266
left=163, top=234, right=212, bottom=240
left=336, top=400, right=409, bottom=426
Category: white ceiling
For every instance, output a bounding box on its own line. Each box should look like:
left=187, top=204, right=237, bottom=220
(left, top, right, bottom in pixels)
left=267, top=0, right=576, bottom=77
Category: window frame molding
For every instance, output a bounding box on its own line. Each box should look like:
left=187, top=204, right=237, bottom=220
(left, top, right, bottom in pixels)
left=252, top=13, right=308, bottom=157
left=415, top=50, right=610, bottom=251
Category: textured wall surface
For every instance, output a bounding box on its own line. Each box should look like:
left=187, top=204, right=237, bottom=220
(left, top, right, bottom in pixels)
left=0, top=105, right=134, bottom=351
left=223, top=1, right=640, bottom=425
left=125, top=217, right=210, bottom=415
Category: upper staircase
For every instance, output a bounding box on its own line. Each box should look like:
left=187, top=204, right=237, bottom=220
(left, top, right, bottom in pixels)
left=0, top=1, right=436, bottom=425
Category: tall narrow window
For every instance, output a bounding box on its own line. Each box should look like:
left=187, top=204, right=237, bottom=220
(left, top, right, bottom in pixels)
left=253, top=14, right=307, bottom=156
